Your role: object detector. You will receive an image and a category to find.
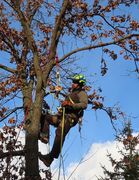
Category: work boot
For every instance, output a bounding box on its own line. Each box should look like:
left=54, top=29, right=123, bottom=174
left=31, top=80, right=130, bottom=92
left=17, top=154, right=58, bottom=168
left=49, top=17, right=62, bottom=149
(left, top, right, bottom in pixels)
left=39, top=153, right=54, bottom=167
left=38, top=133, right=49, bottom=144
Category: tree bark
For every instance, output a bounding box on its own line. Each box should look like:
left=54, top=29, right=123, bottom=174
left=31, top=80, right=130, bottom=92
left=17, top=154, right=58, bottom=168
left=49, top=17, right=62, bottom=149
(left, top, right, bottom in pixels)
left=24, top=90, right=44, bottom=178
left=25, top=132, right=40, bottom=179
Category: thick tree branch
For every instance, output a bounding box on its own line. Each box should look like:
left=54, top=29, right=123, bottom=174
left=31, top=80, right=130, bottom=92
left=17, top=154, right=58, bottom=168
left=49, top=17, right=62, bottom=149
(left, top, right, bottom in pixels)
left=0, top=64, right=16, bottom=74
left=58, top=34, right=139, bottom=64
left=14, top=4, right=43, bottom=92
left=0, top=150, right=25, bottom=159
left=28, top=2, right=42, bottom=23
left=50, top=0, right=70, bottom=50
left=43, top=0, right=70, bottom=84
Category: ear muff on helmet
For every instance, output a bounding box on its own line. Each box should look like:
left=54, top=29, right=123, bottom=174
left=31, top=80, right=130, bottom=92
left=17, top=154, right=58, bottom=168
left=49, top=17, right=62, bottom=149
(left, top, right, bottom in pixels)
left=71, top=74, right=86, bottom=85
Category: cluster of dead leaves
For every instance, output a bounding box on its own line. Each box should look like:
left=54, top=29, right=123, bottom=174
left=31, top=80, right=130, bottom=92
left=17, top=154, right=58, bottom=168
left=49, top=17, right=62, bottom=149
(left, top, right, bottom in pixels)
left=103, top=48, right=118, bottom=60
left=0, top=75, right=21, bottom=98
left=88, top=90, right=104, bottom=110
left=0, top=107, right=7, bottom=118
left=130, top=20, right=139, bottom=30
left=123, top=134, right=139, bottom=146
left=111, top=15, right=126, bottom=23
left=0, top=126, right=25, bottom=179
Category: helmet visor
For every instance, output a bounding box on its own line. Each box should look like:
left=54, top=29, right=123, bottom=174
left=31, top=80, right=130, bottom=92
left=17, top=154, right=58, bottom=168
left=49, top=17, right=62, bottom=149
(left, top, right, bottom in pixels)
left=72, top=80, right=79, bottom=84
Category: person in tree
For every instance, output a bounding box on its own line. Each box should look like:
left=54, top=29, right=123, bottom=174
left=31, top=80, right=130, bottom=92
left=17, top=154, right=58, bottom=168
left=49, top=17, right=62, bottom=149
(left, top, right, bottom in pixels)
left=39, top=74, right=88, bottom=167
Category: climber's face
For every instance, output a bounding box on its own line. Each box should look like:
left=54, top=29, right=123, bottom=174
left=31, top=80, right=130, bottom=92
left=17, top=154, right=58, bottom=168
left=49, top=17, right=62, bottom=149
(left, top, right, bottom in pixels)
left=71, top=82, right=79, bottom=90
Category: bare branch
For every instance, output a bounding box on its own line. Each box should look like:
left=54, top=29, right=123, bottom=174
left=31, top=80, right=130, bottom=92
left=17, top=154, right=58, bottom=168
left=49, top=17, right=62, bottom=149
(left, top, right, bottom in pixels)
left=58, top=34, right=139, bottom=64
left=0, top=150, right=25, bottom=159
left=101, top=107, right=117, bottom=133
left=118, top=45, right=139, bottom=73
left=0, top=106, right=23, bottom=122
left=13, top=2, right=44, bottom=92
left=43, top=0, right=71, bottom=83
left=97, top=14, right=116, bottom=30
left=0, top=64, right=16, bottom=74
left=0, top=32, right=21, bottom=63
left=50, top=0, right=70, bottom=52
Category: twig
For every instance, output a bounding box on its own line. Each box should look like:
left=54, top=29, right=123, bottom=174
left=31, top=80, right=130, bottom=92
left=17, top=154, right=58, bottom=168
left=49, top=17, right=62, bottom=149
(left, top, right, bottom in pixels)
left=0, top=150, right=25, bottom=159
left=0, top=106, right=23, bottom=122
left=67, top=150, right=98, bottom=180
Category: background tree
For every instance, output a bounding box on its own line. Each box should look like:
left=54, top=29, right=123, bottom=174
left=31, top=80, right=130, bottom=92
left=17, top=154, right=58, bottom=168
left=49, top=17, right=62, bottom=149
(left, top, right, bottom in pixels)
left=0, top=0, right=139, bottom=179
left=98, top=122, right=139, bottom=180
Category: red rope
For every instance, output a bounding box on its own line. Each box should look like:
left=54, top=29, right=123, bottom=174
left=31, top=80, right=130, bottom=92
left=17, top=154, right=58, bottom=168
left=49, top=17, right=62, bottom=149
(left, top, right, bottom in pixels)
left=55, top=54, right=59, bottom=69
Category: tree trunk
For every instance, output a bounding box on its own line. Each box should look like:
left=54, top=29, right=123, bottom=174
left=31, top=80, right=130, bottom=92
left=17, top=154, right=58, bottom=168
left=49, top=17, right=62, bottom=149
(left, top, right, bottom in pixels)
left=24, top=95, right=43, bottom=179
left=25, top=132, right=40, bottom=179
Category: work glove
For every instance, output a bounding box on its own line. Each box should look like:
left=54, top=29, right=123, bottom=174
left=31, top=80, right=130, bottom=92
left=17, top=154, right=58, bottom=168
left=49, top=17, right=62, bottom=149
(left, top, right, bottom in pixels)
left=61, top=100, right=72, bottom=107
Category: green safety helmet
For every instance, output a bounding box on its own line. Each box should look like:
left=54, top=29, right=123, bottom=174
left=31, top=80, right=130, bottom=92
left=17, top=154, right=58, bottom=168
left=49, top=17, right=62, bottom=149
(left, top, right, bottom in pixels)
left=71, top=74, right=86, bottom=86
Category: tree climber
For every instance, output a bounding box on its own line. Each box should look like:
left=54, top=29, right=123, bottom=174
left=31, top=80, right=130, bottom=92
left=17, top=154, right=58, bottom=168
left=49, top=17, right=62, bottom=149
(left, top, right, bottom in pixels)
left=39, top=74, right=88, bottom=167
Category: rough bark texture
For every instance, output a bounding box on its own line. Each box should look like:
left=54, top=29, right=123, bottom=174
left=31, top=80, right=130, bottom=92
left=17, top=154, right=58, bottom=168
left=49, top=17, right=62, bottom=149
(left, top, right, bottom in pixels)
left=23, top=88, right=45, bottom=177
left=25, top=133, right=40, bottom=178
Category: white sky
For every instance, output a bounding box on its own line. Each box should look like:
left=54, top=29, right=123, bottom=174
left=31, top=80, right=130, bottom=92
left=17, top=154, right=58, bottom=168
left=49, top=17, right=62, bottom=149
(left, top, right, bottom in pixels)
left=39, top=133, right=139, bottom=180
left=39, top=139, right=123, bottom=180
left=1, top=129, right=138, bottom=179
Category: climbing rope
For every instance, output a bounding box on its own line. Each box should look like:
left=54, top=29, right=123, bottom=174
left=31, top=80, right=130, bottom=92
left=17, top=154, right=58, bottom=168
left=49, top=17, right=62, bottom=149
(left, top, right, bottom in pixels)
left=61, top=107, right=65, bottom=153
left=58, top=107, right=65, bottom=180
